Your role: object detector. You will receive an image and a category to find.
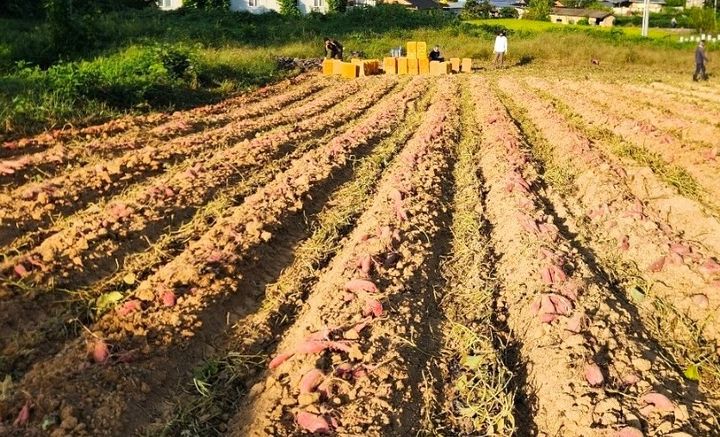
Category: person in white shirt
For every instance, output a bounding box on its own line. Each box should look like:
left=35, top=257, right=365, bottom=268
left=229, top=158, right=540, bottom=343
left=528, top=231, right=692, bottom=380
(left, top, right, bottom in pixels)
left=494, top=30, right=508, bottom=68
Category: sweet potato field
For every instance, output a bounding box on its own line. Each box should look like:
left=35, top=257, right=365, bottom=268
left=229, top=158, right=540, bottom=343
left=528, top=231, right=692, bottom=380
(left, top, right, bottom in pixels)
left=1, top=73, right=720, bottom=436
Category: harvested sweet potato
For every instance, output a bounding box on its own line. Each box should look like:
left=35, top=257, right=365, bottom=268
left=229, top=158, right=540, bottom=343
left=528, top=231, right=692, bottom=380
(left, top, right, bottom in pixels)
left=269, top=352, right=294, bottom=369
left=13, top=264, right=29, bottom=278
left=117, top=299, right=142, bottom=317
left=90, top=339, right=109, bottom=364
left=299, top=369, right=325, bottom=394
left=162, top=290, right=176, bottom=307
left=584, top=363, right=604, bottom=386
left=296, top=411, right=331, bottom=434
left=13, top=401, right=31, bottom=426
left=344, top=279, right=378, bottom=294
left=614, top=427, right=643, bottom=437
left=362, top=299, right=383, bottom=318
left=640, top=392, right=674, bottom=413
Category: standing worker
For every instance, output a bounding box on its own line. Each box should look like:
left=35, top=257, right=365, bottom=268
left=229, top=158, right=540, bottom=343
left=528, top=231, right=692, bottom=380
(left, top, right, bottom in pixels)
left=324, top=37, right=344, bottom=60
left=493, top=30, right=508, bottom=68
left=694, top=39, right=709, bottom=81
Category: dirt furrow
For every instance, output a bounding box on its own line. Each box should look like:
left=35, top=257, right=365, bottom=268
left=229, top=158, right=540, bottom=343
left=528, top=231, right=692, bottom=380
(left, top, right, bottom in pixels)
left=0, top=74, right=316, bottom=160
left=527, top=76, right=720, bottom=216
left=431, top=81, right=515, bottom=435
left=650, top=82, right=720, bottom=105
left=498, top=78, right=720, bottom=399
left=621, top=83, right=720, bottom=127
left=0, top=77, right=430, bottom=437
left=0, top=78, right=328, bottom=186
left=0, top=79, right=360, bottom=249
left=0, top=78, right=398, bottom=381
left=558, top=79, right=719, bottom=149
left=229, top=77, right=459, bottom=437
left=153, top=84, right=437, bottom=437
left=0, top=76, right=397, bottom=291
left=478, top=77, right=716, bottom=435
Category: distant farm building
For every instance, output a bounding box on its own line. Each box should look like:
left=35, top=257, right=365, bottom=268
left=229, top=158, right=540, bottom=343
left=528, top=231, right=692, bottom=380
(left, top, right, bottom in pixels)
left=599, top=0, right=631, bottom=15
left=629, top=0, right=665, bottom=13
left=549, top=8, right=615, bottom=26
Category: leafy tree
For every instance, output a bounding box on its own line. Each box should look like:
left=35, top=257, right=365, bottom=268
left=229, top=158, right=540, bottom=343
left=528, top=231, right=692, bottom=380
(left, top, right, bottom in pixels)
left=687, top=6, right=716, bottom=33
left=277, top=0, right=301, bottom=15
left=524, top=0, right=551, bottom=21
left=0, top=0, right=45, bottom=18
left=327, top=0, right=347, bottom=12
left=499, top=6, right=519, bottom=17
left=461, top=0, right=495, bottom=19
left=181, top=0, right=230, bottom=10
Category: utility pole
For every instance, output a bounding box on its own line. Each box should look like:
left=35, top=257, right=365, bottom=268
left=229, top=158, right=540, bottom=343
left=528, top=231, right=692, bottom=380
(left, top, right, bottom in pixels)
left=641, top=0, right=650, bottom=37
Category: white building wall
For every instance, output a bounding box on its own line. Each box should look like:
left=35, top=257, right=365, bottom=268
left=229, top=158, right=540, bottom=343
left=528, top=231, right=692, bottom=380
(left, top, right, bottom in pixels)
left=231, top=0, right=281, bottom=13
left=158, top=0, right=183, bottom=10
left=297, top=0, right=329, bottom=14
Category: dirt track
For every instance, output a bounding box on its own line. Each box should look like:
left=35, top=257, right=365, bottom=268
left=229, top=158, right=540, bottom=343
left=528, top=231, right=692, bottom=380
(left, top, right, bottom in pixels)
left=1, top=73, right=719, bottom=436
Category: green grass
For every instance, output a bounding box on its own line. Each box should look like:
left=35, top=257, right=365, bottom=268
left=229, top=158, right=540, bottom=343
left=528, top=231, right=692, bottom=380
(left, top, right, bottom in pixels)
left=469, top=18, right=685, bottom=39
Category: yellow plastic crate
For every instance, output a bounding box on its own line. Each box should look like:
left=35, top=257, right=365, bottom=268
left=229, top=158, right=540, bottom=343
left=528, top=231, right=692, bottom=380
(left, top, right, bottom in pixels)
left=430, top=61, right=451, bottom=76
left=408, top=58, right=419, bottom=75
left=383, top=57, right=397, bottom=75
left=406, top=41, right=417, bottom=59
left=322, top=59, right=335, bottom=76
left=397, top=57, right=409, bottom=75
left=461, top=58, right=473, bottom=73
left=416, top=42, right=427, bottom=59
left=351, top=59, right=365, bottom=77
left=418, top=58, right=430, bottom=75
left=340, top=62, right=358, bottom=79
left=332, top=59, right=344, bottom=75
left=450, top=58, right=461, bottom=73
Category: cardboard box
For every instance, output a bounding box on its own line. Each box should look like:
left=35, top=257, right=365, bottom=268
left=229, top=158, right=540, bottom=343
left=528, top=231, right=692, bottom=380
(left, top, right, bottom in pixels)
left=383, top=57, right=397, bottom=75
left=450, top=58, right=461, bottom=73
left=461, top=58, right=473, bottom=73
left=408, top=58, right=419, bottom=75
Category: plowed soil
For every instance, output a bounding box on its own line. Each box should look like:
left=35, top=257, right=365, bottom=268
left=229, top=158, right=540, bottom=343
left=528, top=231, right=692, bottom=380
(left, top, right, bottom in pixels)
left=1, top=72, right=719, bottom=437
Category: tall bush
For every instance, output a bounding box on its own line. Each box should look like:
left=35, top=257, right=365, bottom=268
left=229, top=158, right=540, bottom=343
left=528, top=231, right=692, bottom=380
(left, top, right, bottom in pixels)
left=277, top=0, right=301, bottom=15
left=181, top=0, right=230, bottom=10
left=327, top=0, right=347, bottom=13
left=461, top=0, right=495, bottom=19
left=687, top=7, right=716, bottom=33
left=524, top=0, right=551, bottom=21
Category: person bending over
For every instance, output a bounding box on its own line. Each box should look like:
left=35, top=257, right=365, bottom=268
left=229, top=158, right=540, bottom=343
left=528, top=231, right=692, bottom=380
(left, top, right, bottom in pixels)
left=324, top=37, right=344, bottom=60
left=429, top=45, right=445, bottom=62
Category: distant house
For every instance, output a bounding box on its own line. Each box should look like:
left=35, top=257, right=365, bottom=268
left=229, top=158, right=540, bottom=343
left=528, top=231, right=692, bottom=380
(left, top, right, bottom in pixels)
left=600, top=0, right=631, bottom=15
left=629, top=0, right=665, bottom=14
left=549, top=8, right=615, bottom=26
left=158, top=0, right=182, bottom=10
left=383, top=0, right=441, bottom=10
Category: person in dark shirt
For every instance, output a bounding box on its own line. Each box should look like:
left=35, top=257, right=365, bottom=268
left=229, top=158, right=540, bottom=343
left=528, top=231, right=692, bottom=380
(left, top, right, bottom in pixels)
left=324, top=37, right=343, bottom=60
left=694, top=40, right=709, bottom=81
left=429, top=45, right=444, bottom=62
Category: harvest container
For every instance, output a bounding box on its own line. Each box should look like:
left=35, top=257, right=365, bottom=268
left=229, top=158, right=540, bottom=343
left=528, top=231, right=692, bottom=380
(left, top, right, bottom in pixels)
left=461, top=58, right=472, bottom=73
left=418, top=58, right=430, bottom=75
left=450, top=58, right=461, bottom=73
left=322, top=59, right=334, bottom=76
left=398, top=57, right=409, bottom=75
left=383, top=57, right=397, bottom=75
left=408, top=58, right=419, bottom=75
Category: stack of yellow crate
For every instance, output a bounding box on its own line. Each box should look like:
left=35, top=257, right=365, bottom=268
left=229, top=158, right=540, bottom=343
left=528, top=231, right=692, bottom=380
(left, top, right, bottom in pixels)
left=340, top=62, right=358, bottom=79
left=322, top=59, right=335, bottom=76
left=351, top=59, right=379, bottom=76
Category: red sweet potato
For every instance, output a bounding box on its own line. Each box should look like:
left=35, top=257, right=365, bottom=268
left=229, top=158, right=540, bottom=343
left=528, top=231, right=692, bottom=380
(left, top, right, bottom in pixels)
left=296, top=411, right=331, bottom=434
left=640, top=392, right=674, bottom=413
left=117, top=299, right=142, bottom=317
left=299, top=369, right=325, bottom=394
left=362, top=299, right=383, bottom=318
left=344, top=279, right=378, bottom=294
left=13, top=401, right=30, bottom=427
left=700, top=258, right=720, bottom=276
left=269, top=352, right=294, bottom=369
left=691, top=294, right=709, bottom=308
left=584, top=363, right=604, bottom=386
left=565, top=312, right=585, bottom=334
left=647, top=256, right=666, bottom=273
left=357, top=254, right=373, bottom=275
left=13, top=264, right=29, bottom=278
left=618, top=235, right=630, bottom=251
left=91, top=339, right=109, bottom=364
left=614, top=427, right=643, bottom=437
left=162, top=290, right=176, bottom=307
